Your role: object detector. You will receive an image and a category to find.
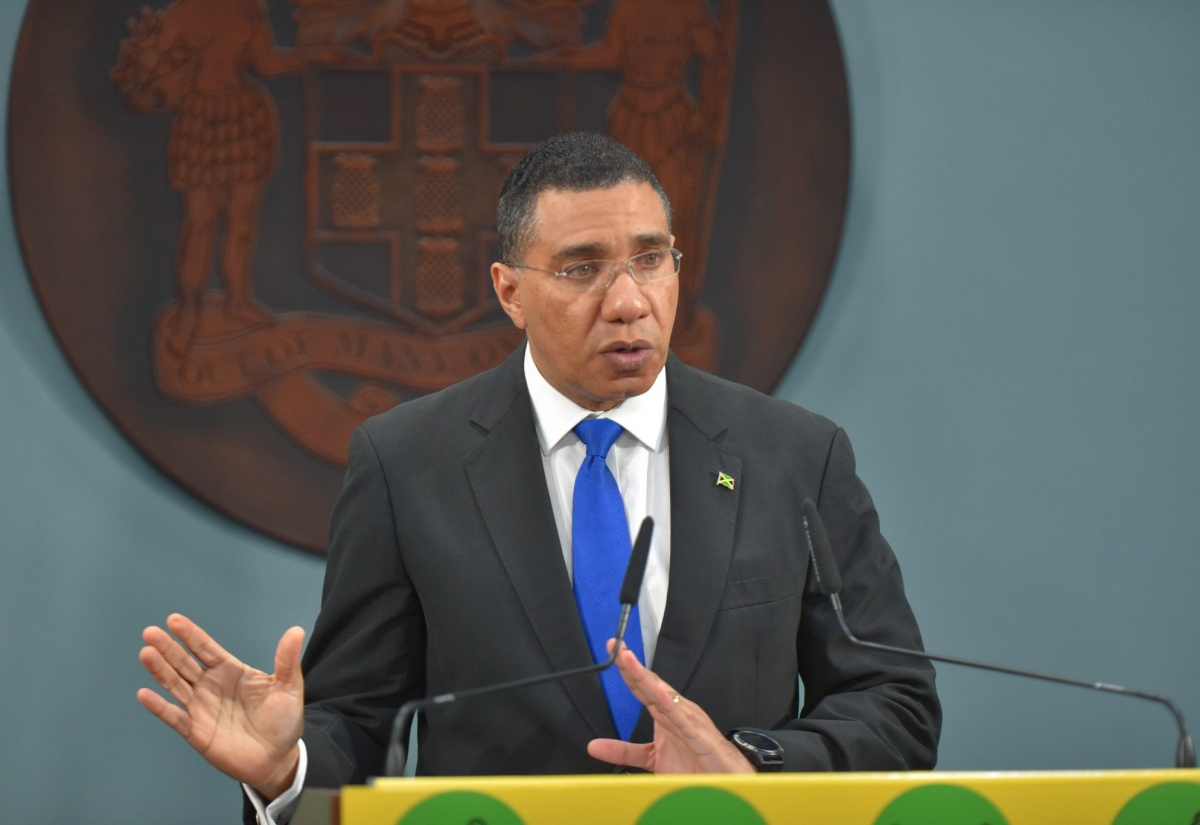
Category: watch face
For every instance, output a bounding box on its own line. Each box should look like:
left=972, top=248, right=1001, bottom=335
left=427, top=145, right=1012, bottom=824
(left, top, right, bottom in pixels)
left=735, top=731, right=783, bottom=755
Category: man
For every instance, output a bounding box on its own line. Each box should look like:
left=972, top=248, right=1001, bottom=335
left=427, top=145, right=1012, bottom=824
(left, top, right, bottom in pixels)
left=137, top=133, right=940, bottom=823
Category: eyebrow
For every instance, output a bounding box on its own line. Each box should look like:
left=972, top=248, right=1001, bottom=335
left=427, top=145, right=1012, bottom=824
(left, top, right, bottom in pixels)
left=552, top=232, right=672, bottom=262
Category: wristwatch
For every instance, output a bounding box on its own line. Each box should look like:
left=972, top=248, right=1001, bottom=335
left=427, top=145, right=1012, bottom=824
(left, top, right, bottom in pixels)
left=726, top=729, right=785, bottom=772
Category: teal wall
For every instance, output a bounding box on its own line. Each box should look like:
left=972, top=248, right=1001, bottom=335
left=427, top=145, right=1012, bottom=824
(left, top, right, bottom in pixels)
left=2, top=2, right=1197, bottom=822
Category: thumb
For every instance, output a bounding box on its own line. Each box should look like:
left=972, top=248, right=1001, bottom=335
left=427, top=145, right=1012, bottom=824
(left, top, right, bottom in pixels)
left=273, top=626, right=306, bottom=689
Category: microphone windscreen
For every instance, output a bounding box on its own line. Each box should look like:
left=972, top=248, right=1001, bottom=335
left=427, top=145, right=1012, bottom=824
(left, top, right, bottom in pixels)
left=620, top=517, right=654, bottom=605
left=802, top=499, right=843, bottom=596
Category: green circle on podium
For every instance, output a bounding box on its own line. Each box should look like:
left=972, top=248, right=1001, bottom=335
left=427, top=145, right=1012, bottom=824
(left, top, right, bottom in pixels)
left=874, top=784, right=1008, bottom=825
left=637, top=787, right=766, bottom=825
left=398, top=790, right=524, bottom=825
left=1113, top=781, right=1200, bottom=825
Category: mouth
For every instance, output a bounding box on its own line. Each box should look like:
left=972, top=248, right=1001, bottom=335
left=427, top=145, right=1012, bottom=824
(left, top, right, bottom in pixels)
left=601, top=341, right=655, bottom=371
left=603, top=339, right=652, bottom=354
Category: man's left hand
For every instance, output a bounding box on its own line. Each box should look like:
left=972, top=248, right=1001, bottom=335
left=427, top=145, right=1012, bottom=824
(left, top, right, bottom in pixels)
left=587, top=640, right=756, bottom=774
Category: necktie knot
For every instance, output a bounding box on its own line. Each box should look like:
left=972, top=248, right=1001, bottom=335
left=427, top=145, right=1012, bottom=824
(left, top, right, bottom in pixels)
left=574, top=418, right=623, bottom=458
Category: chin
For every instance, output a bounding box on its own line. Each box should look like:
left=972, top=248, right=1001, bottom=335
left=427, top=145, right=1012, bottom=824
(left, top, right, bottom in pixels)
left=610, top=377, right=657, bottom=401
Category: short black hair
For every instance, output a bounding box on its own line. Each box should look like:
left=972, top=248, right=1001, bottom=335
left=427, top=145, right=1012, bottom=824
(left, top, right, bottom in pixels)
left=496, top=132, right=672, bottom=262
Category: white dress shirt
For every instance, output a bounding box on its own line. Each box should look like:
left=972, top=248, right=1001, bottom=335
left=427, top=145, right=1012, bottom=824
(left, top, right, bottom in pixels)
left=522, top=345, right=672, bottom=666
left=246, top=347, right=673, bottom=823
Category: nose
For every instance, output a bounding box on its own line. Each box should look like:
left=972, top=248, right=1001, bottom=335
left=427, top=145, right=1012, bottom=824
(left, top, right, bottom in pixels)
left=599, top=264, right=651, bottom=323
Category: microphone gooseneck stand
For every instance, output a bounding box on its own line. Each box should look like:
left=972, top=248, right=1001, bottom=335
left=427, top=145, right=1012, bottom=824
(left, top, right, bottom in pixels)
left=799, top=499, right=1195, bottom=769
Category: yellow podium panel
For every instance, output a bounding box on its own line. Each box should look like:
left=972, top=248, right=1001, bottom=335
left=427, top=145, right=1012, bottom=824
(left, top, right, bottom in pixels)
left=339, top=769, right=1200, bottom=825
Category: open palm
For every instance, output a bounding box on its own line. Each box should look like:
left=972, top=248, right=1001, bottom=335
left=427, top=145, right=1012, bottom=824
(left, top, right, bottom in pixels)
left=137, top=613, right=305, bottom=797
left=587, top=641, right=755, bottom=774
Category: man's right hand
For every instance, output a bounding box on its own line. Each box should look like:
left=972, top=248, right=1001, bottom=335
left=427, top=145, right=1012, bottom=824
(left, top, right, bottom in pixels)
left=137, top=614, right=305, bottom=800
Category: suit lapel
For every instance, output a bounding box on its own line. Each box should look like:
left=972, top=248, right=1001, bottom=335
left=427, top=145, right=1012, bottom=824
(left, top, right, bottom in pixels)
left=631, top=357, right=742, bottom=741
left=463, top=348, right=616, bottom=739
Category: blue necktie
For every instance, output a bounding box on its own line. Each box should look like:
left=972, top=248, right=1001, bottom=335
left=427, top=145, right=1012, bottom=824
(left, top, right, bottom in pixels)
left=572, top=418, right=645, bottom=740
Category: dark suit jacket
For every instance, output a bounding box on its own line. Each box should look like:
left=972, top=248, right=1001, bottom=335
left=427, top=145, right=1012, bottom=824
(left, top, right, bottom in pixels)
left=296, top=346, right=940, bottom=784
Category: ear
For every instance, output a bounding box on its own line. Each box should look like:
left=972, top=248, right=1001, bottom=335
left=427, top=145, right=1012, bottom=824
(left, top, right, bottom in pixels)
left=491, top=262, right=527, bottom=330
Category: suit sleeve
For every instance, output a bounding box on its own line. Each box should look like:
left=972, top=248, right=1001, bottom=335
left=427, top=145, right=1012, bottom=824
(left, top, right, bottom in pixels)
left=297, top=426, right=427, bottom=787
left=772, top=427, right=941, bottom=770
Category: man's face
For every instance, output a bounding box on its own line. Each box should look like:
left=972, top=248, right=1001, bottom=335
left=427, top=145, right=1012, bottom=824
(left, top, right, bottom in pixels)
left=491, top=182, right=678, bottom=411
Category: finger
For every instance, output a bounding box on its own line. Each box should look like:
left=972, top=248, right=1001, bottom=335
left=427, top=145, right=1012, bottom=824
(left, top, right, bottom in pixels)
left=142, top=624, right=204, bottom=685
left=138, top=644, right=194, bottom=705
left=611, top=645, right=712, bottom=741
left=273, top=626, right=306, bottom=689
left=604, top=641, right=696, bottom=741
left=608, top=639, right=671, bottom=711
left=167, top=613, right=233, bottom=670
left=137, top=686, right=192, bottom=740
left=639, top=679, right=744, bottom=768
left=643, top=679, right=698, bottom=739
left=587, top=738, right=653, bottom=770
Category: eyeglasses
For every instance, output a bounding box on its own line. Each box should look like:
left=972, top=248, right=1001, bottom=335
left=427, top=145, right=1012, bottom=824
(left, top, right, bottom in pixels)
left=504, top=248, right=682, bottom=293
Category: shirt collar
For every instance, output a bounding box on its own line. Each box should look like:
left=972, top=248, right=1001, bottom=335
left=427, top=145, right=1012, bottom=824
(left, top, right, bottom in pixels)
left=524, top=343, right=667, bottom=455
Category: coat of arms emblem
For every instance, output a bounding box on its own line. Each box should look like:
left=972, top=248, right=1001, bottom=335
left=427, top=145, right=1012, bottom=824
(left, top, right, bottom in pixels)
left=108, top=0, right=738, bottom=465
left=11, top=0, right=849, bottom=552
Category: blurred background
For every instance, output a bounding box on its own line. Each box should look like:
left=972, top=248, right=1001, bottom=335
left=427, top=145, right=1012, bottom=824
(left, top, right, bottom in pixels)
left=1, top=2, right=1198, bottom=822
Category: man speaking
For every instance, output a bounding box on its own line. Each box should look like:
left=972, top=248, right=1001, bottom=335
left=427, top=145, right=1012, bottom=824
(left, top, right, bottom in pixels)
left=136, top=133, right=940, bottom=823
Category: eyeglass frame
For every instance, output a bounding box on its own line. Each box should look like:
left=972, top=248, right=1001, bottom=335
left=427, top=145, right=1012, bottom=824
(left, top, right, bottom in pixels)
left=502, top=248, right=683, bottom=293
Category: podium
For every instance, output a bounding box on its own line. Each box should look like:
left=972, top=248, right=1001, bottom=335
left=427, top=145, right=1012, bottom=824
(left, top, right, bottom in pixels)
left=294, top=769, right=1200, bottom=824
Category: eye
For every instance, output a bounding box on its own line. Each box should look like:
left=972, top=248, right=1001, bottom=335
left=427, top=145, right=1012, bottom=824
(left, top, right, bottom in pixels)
left=562, top=261, right=602, bottom=280
left=638, top=251, right=663, bottom=267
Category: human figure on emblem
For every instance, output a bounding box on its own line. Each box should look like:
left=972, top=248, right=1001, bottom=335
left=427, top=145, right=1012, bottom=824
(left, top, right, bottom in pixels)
left=557, top=0, right=732, bottom=369
left=112, top=0, right=333, bottom=356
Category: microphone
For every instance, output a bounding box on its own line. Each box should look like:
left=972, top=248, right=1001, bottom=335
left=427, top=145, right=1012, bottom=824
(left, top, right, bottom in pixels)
left=382, top=516, right=656, bottom=777
left=800, top=499, right=1196, bottom=769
